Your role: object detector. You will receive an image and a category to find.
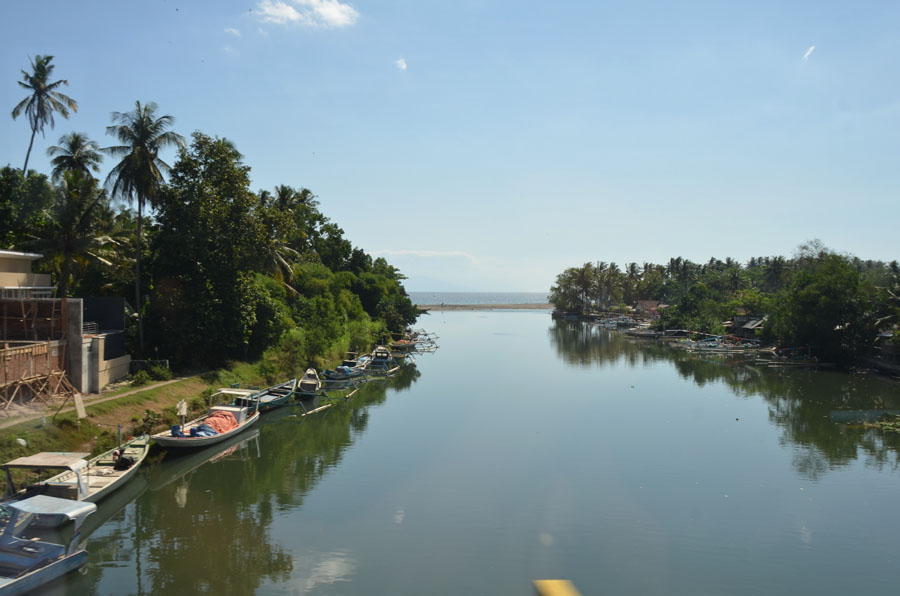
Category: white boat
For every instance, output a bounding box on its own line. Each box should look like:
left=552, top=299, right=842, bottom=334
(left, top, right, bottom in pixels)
left=152, top=405, right=259, bottom=449
left=0, top=495, right=96, bottom=596
left=297, top=368, right=322, bottom=398
left=1, top=435, right=151, bottom=504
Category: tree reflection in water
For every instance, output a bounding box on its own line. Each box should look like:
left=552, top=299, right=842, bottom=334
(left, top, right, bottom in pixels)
left=549, top=320, right=900, bottom=480
left=70, top=364, right=421, bottom=595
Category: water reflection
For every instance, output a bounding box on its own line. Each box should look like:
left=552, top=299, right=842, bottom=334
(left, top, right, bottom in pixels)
left=67, top=364, right=420, bottom=594
left=549, top=320, right=900, bottom=479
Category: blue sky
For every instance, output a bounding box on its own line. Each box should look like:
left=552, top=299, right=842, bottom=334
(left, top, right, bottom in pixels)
left=3, top=1, right=899, bottom=291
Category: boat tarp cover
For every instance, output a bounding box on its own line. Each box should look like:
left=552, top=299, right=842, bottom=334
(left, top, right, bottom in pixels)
left=205, top=411, right=238, bottom=434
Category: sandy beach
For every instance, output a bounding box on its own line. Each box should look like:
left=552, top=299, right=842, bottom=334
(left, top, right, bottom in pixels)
left=417, top=303, right=552, bottom=311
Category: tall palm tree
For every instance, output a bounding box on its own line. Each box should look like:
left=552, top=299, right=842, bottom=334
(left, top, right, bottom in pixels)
left=104, top=101, right=184, bottom=356
left=11, top=55, right=77, bottom=174
left=47, top=132, right=102, bottom=182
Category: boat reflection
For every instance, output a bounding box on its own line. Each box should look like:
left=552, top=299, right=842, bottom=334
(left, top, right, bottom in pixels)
left=147, top=429, right=261, bottom=494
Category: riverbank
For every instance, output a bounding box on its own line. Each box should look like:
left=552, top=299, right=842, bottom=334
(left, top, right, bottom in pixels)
left=418, top=303, right=552, bottom=311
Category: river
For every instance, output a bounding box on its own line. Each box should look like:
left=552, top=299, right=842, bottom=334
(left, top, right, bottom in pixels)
left=59, top=310, right=900, bottom=595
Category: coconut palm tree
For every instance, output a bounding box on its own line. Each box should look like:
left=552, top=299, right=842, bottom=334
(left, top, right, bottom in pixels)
left=47, top=132, right=102, bottom=182
left=104, top=101, right=184, bottom=356
left=11, top=55, right=77, bottom=174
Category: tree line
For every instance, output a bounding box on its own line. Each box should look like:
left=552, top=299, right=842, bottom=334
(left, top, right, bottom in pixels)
left=549, top=240, right=900, bottom=364
left=3, top=55, right=418, bottom=370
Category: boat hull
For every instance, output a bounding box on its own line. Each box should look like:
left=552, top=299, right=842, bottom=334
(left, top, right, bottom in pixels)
left=0, top=550, right=88, bottom=596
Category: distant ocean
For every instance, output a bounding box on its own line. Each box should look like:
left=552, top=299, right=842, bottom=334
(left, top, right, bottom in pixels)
left=408, top=291, right=550, bottom=305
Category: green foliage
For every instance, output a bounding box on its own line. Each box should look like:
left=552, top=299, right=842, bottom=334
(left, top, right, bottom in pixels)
left=770, top=252, right=878, bottom=363
left=6, top=93, right=417, bottom=370
left=147, top=364, right=172, bottom=381
left=0, top=166, right=52, bottom=247
left=131, top=370, right=152, bottom=386
left=132, top=409, right=162, bottom=435
left=551, top=241, right=895, bottom=364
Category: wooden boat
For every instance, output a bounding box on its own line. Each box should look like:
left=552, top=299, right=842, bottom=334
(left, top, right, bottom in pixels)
left=152, top=405, right=259, bottom=449
left=0, top=495, right=96, bottom=596
left=228, top=379, right=297, bottom=411
left=297, top=368, right=322, bottom=398
left=1, top=435, right=151, bottom=504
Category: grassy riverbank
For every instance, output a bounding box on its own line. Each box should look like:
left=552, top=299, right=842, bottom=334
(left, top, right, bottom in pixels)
left=0, top=361, right=279, bottom=466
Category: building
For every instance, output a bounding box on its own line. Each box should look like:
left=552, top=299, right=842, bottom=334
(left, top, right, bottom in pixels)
left=0, top=251, right=131, bottom=405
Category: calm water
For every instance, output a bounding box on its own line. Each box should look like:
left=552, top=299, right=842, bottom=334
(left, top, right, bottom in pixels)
left=58, top=311, right=900, bottom=595
left=408, top=291, right=549, bottom=305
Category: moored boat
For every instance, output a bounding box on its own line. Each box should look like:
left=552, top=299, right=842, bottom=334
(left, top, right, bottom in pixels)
left=297, top=368, right=322, bottom=398
left=152, top=405, right=259, bottom=449
left=367, top=345, right=400, bottom=374
left=322, top=365, right=365, bottom=382
left=1, top=435, right=151, bottom=504
left=228, top=379, right=297, bottom=411
left=0, top=495, right=97, bottom=596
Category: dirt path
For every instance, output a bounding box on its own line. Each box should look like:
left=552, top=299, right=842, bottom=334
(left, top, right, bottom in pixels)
left=0, top=377, right=191, bottom=430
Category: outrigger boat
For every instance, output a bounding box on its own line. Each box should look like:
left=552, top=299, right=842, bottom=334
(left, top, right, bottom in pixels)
left=228, top=379, right=297, bottom=412
left=1, top=434, right=151, bottom=504
left=152, top=404, right=259, bottom=449
left=0, top=495, right=96, bottom=596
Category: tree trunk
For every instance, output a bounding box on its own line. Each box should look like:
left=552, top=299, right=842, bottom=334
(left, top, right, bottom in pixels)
left=23, top=128, right=36, bottom=174
left=136, top=195, right=144, bottom=358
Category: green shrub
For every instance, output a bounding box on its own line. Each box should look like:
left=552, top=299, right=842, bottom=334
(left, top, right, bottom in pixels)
left=131, top=370, right=152, bottom=386
left=132, top=409, right=162, bottom=435
left=147, top=365, right=173, bottom=381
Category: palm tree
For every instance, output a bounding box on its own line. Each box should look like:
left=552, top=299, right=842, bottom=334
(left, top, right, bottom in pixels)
left=47, top=132, right=102, bottom=182
left=104, top=101, right=185, bottom=356
left=11, top=55, right=78, bottom=174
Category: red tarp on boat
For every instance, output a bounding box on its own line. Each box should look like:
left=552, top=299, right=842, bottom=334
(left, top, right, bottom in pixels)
left=205, top=411, right=238, bottom=434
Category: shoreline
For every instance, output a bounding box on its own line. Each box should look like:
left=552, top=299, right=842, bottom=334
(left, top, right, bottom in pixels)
left=417, top=303, right=552, bottom=311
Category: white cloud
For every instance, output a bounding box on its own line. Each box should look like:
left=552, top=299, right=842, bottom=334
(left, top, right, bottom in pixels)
left=395, top=58, right=407, bottom=70
left=225, top=27, right=241, bottom=37
left=256, top=0, right=359, bottom=28
left=802, top=45, right=816, bottom=61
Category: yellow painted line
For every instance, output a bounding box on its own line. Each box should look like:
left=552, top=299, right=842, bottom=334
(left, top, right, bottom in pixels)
left=533, top=579, right=582, bottom=596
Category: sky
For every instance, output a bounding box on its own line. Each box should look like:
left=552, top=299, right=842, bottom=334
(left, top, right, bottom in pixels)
left=3, top=0, right=899, bottom=292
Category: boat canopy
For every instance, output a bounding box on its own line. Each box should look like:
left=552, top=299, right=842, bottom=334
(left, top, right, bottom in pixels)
left=4, top=494, right=96, bottom=522
left=1, top=452, right=89, bottom=471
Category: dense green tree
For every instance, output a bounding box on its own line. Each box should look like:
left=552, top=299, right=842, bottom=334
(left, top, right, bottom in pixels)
left=766, top=253, right=876, bottom=362
left=11, top=55, right=77, bottom=174
left=0, top=167, right=53, bottom=248
left=104, top=101, right=185, bottom=356
left=47, top=132, right=103, bottom=182
left=17, top=171, right=117, bottom=297
left=151, top=132, right=272, bottom=364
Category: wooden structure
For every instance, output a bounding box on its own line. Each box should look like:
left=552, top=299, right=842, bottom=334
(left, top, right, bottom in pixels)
left=0, top=298, right=75, bottom=413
